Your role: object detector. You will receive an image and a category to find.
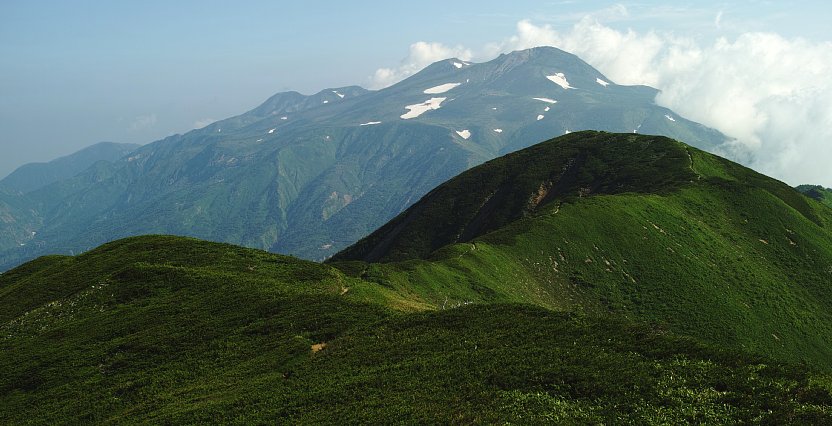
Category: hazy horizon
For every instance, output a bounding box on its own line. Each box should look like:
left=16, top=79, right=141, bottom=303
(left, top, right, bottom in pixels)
left=3, top=0, right=832, bottom=186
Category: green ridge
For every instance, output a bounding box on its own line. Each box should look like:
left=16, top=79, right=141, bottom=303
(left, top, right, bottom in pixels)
left=333, top=132, right=832, bottom=369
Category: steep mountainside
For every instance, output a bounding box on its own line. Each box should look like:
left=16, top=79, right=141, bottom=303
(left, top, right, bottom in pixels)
left=0, top=189, right=40, bottom=253
left=333, top=131, right=832, bottom=369
left=0, top=142, right=140, bottom=194
left=2, top=236, right=830, bottom=423
left=0, top=47, right=726, bottom=271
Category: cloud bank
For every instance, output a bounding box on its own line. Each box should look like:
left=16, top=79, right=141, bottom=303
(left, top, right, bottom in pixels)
left=372, top=18, right=832, bottom=187
left=369, top=42, right=472, bottom=89
left=128, top=113, right=158, bottom=132
left=193, top=118, right=216, bottom=129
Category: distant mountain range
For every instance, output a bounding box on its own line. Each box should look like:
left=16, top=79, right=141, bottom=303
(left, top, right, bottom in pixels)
left=0, top=47, right=727, bottom=271
left=0, top=142, right=139, bottom=256
left=797, top=184, right=832, bottom=208
left=3, top=132, right=830, bottom=422
left=0, top=142, right=140, bottom=194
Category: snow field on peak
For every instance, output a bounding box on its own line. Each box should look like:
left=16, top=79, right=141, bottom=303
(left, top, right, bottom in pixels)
left=424, top=83, right=461, bottom=94
left=401, top=97, right=447, bottom=119
left=533, top=97, right=558, bottom=104
left=546, top=73, right=572, bottom=89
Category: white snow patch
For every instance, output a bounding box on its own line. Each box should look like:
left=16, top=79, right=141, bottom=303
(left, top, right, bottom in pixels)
left=452, top=61, right=463, bottom=69
left=400, top=97, right=447, bottom=119
left=533, top=97, right=558, bottom=104
left=268, top=128, right=275, bottom=134
left=546, top=73, right=572, bottom=89
left=332, top=90, right=344, bottom=98
left=456, top=129, right=471, bottom=139
left=565, top=130, right=571, bottom=134
left=280, top=116, right=288, bottom=120
left=423, top=83, right=461, bottom=94
left=665, top=114, right=676, bottom=122
left=256, top=139, right=263, bottom=142
left=217, top=128, right=222, bottom=132
left=492, top=107, right=497, bottom=110
left=323, top=100, right=329, bottom=104
left=537, top=115, right=545, bottom=120
left=493, top=128, right=503, bottom=133
left=360, top=121, right=382, bottom=126
left=544, top=106, right=550, bottom=112
left=596, top=78, right=610, bottom=87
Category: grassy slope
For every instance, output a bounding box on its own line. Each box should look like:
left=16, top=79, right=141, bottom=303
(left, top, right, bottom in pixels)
left=1, top=236, right=830, bottom=423
left=332, top=132, right=832, bottom=370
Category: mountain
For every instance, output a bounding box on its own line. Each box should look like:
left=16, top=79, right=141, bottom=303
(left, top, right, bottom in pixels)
left=2, top=133, right=831, bottom=422
left=0, top=47, right=727, bottom=271
left=0, top=142, right=140, bottom=194
left=797, top=184, right=832, bottom=208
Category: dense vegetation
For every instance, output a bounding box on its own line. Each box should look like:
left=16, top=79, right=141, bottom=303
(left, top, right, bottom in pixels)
left=3, top=132, right=832, bottom=422
left=2, top=236, right=831, bottom=423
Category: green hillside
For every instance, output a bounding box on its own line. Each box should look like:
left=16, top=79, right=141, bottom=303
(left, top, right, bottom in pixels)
left=3, top=132, right=832, bottom=422
left=2, top=236, right=830, bottom=423
left=333, top=131, right=832, bottom=369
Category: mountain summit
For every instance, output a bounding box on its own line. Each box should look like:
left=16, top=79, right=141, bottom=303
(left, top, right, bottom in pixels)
left=0, top=47, right=726, bottom=270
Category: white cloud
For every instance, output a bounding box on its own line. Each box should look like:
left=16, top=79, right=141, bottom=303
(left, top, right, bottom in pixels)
left=493, top=19, right=832, bottom=186
left=128, top=113, right=157, bottom=131
left=369, top=41, right=472, bottom=89
left=373, top=17, right=832, bottom=186
left=193, top=118, right=216, bottom=129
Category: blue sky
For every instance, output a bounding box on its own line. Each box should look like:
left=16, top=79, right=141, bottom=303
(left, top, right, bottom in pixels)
left=2, top=1, right=831, bottom=184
